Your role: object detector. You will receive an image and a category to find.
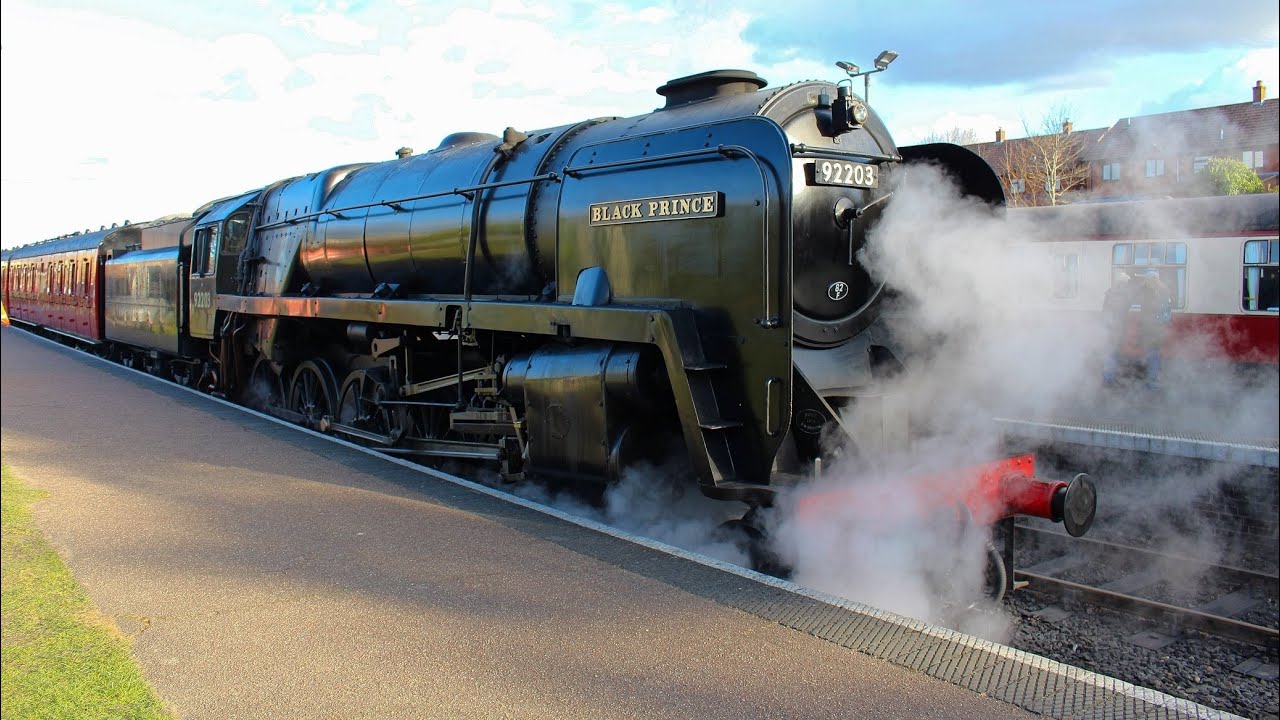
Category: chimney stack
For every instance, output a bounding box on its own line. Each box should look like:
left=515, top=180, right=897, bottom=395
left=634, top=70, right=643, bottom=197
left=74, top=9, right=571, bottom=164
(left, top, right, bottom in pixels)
left=996, top=127, right=1006, bottom=142
left=1254, top=80, right=1267, bottom=104
left=1062, top=120, right=1073, bottom=134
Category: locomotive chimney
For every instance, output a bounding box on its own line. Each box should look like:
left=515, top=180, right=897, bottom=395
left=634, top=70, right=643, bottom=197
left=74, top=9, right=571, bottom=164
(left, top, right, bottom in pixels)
left=995, top=128, right=1006, bottom=142
left=395, top=146, right=413, bottom=159
left=1254, top=80, right=1267, bottom=104
left=657, top=69, right=767, bottom=109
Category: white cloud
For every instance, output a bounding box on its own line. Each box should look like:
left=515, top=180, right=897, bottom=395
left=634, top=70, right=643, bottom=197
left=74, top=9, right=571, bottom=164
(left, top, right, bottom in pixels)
left=0, top=0, right=767, bottom=246
left=279, top=9, right=378, bottom=47
left=895, top=110, right=1014, bottom=146
left=2, top=1, right=1275, bottom=247
left=1234, top=47, right=1280, bottom=89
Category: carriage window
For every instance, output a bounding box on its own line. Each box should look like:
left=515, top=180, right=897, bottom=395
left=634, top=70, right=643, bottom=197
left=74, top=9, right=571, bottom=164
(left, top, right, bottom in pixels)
left=83, top=259, right=91, bottom=296
left=1112, top=241, right=1188, bottom=309
left=1242, top=239, right=1279, bottom=312
left=1053, top=254, right=1078, bottom=298
left=69, top=262, right=76, bottom=295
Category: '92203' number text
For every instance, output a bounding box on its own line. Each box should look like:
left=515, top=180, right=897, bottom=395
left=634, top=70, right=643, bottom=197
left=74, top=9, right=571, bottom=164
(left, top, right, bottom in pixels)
left=812, top=161, right=878, bottom=189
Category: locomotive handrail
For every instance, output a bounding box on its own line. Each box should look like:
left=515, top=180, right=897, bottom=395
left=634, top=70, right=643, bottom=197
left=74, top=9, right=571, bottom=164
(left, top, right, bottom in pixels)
left=253, top=172, right=562, bottom=231
left=563, top=144, right=783, bottom=327
left=789, top=143, right=902, bottom=163
left=561, top=145, right=743, bottom=176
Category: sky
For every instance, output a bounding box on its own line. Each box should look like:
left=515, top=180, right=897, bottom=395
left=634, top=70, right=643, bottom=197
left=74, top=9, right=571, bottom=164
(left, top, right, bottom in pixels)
left=1, top=0, right=1276, bottom=248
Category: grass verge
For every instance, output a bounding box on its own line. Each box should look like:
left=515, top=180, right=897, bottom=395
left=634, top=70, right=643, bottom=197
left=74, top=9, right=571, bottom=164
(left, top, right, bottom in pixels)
left=1, top=464, right=173, bottom=719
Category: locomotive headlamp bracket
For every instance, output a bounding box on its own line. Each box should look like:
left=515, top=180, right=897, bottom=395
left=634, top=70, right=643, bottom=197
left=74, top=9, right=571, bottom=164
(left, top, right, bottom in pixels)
left=827, top=78, right=870, bottom=134
left=831, top=84, right=858, bottom=135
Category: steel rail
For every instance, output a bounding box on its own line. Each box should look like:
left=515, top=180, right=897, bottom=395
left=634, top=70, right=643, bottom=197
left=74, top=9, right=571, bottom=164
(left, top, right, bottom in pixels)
left=1015, top=569, right=1278, bottom=649
left=1016, top=523, right=1280, bottom=590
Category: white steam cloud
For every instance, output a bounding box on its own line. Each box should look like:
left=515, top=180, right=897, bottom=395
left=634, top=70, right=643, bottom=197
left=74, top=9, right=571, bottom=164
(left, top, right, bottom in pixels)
left=765, top=161, right=1277, bottom=636
left=762, top=163, right=1094, bottom=637
left=513, top=464, right=752, bottom=568
left=495, top=160, right=1275, bottom=642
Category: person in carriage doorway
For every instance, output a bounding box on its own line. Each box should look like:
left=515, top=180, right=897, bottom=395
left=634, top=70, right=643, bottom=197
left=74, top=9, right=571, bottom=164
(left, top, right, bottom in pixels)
left=1101, top=272, right=1134, bottom=387
left=1133, top=268, right=1174, bottom=390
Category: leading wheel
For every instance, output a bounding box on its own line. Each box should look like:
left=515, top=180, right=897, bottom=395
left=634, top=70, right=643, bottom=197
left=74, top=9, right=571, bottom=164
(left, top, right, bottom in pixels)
left=983, top=541, right=1008, bottom=603
left=246, top=356, right=285, bottom=411
left=337, top=368, right=406, bottom=444
left=288, top=359, right=338, bottom=430
left=717, top=512, right=790, bottom=579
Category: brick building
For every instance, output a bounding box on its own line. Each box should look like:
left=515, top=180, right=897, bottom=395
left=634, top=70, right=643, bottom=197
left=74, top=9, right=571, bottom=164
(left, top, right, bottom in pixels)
left=1082, top=81, right=1277, bottom=199
left=964, top=81, right=1278, bottom=205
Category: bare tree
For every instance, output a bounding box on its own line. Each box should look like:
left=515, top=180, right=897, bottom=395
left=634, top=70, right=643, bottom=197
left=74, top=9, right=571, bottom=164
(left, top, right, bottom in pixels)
left=1020, top=103, right=1089, bottom=206
left=920, top=127, right=981, bottom=145
left=985, top=137, right=1032, bottom=208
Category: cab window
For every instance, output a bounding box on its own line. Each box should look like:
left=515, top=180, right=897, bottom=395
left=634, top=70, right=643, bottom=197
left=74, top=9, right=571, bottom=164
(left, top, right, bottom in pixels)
left=192, top=225, right=221, bottom=276
left=224, top=213, right=249, bottom=258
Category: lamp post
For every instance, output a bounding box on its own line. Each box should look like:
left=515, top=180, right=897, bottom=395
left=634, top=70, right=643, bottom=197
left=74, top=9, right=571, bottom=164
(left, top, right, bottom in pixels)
left=836, top=50, right=898, bottom=105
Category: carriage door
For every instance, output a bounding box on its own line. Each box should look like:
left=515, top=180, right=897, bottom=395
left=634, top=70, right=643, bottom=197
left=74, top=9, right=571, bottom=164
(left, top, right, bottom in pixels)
left=189, top=223, right=220, bottom=339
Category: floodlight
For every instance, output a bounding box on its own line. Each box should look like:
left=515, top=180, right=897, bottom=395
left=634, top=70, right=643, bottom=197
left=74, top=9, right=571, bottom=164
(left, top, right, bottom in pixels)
left=836, top=61, right=860, bottom=75
left=874, top=50, right=898, bottom=70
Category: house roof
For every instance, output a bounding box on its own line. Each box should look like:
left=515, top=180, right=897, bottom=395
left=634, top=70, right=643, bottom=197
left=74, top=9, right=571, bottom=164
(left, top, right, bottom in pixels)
left=965, top=127, right=1107, bottom=172
left=1080, top=99, right=1279, bottom=161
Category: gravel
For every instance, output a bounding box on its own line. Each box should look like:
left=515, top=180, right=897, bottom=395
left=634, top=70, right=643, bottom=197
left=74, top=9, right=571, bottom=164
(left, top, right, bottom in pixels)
left=1005, top=590, right=1278, bottom=719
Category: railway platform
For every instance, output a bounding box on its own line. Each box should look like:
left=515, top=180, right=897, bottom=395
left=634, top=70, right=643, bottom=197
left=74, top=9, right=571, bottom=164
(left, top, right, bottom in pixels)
left=0, top=327, right=1240, bottom=719
left=995, top=366, right=1280, bottom=469
left=995, top=416, right=1279, bottom=469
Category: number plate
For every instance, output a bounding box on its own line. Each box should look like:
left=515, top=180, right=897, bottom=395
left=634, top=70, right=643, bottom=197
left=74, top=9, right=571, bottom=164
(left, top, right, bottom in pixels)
left=811, top=160, right=879, bottom=189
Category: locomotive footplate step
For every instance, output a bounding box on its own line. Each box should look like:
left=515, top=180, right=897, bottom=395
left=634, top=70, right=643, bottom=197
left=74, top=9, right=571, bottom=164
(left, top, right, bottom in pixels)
left=994, top=416, right=1280, bottom=468
left=1, top=328, right=1237, bottom=720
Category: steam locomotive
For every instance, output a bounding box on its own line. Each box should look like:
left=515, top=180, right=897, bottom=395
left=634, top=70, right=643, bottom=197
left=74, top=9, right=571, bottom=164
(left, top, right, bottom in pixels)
left=2, top=68, right=1095, bottom=580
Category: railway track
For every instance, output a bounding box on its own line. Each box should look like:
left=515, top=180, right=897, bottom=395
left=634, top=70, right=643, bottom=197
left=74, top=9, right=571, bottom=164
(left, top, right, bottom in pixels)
left=1015, top=523, right=1279, bottom=649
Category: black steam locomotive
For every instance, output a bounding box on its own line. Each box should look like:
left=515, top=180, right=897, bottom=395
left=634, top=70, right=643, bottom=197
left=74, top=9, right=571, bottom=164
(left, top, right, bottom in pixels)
left=3, top=68, right=1090, bottom=560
